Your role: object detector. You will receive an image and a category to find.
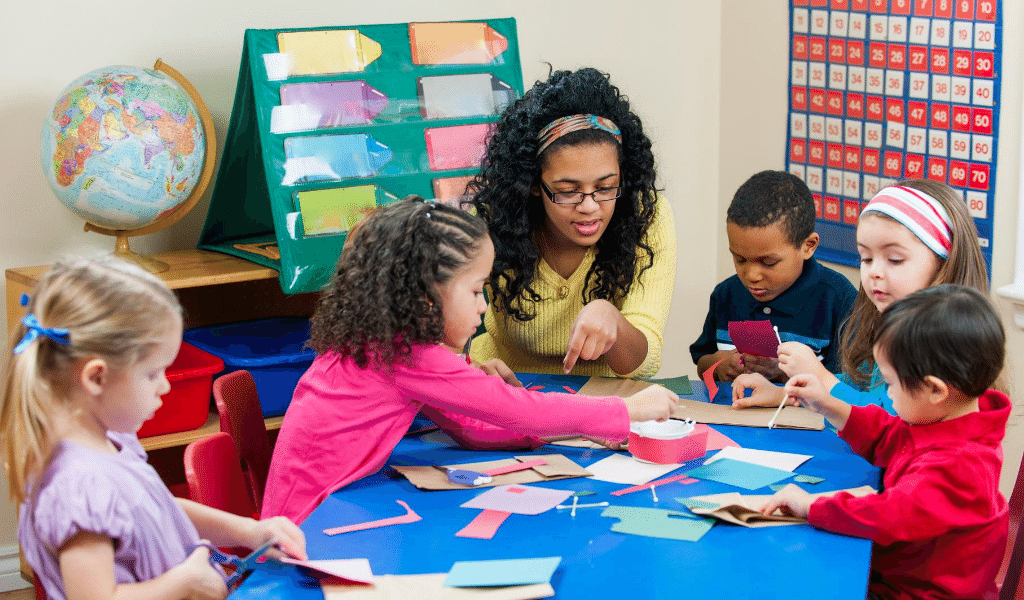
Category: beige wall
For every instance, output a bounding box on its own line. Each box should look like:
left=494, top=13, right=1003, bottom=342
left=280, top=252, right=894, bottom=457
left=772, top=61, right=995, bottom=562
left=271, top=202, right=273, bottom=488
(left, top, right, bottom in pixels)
left=0, top=1, right=720, bottom=552
left=719, top=0, right=1024, bottom=499
left=0, top=0, right=1019, bottom=561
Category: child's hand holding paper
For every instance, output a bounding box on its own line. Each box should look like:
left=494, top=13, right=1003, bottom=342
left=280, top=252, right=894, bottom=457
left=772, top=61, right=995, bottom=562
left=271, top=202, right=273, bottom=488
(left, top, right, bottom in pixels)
left=760, top=483, right=815, bottom=519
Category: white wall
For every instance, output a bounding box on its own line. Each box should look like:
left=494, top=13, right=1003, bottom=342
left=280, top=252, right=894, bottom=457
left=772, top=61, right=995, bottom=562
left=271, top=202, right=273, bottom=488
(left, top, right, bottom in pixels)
left=0, top=0, right=721, bottom=557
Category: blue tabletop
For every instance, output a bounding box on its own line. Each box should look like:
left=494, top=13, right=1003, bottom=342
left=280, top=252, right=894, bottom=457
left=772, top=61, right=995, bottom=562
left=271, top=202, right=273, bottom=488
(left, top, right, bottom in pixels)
left=235, top=379, right=880, bottom=599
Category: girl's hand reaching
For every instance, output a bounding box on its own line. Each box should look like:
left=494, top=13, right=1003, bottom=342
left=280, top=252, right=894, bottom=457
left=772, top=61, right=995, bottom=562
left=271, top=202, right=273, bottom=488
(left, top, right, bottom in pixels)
left=242, top=516, right=307, bottom=562
left=624, top=385, right=678, bottom=422
left=731, top=373, right=789, bottom=408
left=473, top=358, right=523, bottom=387
left=777, top=342, right=830, bottom=380
left=760, top=484, right=814, bottom=519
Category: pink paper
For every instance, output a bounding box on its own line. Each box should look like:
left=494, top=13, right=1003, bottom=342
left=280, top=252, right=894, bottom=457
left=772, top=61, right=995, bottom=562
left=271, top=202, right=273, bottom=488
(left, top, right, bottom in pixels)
left=455, top=509, right=511, bottom=539
left=695, top=424, right=739, bottom=451
left=728, top=320, right=780, bottom=358
left=610, top=474, right=698, bottom=497
left=323, top=500, right=421, bottom=536
left=481, top=458, right=547, bottom=476
left=703, top=358, right=724, bottom=401
left=279, top=558, right=374, bottom=583
left=461, top=484, right=573, bottom=515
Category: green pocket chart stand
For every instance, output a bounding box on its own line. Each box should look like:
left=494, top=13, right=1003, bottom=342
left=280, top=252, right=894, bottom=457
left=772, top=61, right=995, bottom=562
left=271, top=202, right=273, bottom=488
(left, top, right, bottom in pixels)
left=198, top=19, right=524, bottom=294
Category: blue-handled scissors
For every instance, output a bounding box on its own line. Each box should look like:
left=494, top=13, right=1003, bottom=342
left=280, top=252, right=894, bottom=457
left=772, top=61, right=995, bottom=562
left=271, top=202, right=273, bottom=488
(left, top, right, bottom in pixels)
left=190, top=538, right=276, bottom=587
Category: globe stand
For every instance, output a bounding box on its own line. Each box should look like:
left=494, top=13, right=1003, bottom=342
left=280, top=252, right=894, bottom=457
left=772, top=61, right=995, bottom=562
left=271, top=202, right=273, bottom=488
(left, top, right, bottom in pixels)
left=75, top=59, right=217, bottom=274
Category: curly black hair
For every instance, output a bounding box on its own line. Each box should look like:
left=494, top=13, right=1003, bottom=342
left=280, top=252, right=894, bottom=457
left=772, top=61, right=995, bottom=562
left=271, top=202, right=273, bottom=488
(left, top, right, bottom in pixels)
left=726, top=170, right=816, bottom=247
left=468, top=67, right=659, bottom=321
left=308, top=196, right=488, bottom=369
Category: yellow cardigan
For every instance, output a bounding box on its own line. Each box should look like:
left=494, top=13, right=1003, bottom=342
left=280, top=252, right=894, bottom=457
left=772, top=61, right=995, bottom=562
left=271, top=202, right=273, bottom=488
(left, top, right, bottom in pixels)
left=471, top=196, right=676, bottom=379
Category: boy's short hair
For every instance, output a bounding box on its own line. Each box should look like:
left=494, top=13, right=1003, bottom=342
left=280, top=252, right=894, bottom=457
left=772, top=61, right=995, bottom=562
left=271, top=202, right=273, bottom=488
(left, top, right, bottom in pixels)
left=727, top=170, right=816, bottom=247
left=874, top=284, right=1005, bottom=397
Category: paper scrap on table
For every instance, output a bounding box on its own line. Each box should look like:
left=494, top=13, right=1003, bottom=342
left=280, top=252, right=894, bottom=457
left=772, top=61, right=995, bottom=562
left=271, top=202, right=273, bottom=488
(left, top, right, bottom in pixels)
left=685, top=457, right=794, bottom=490
left=585, top=453, right=681, bottom=485
left=323, top=573, right=554, bottom=600
left=461, top=484, right=573, bottom=515
left=704, top=446, right=812, bottom=471
left=795, top=474, right=826, bottom=484
left=681, top=485, right=877, bottom=527
left=392, top=454, right=590, bottom=490
left=610, top=473, right=698, bottom=496
left=642, top=375, right=693, bottom=396
left=728, top=320, right=780, bottom=358
left=444, top=556, right=562, bottom=588
left=695, top=424, right=740, bottom=451
left=600, top=506, right=715, bottom=541
left=455, top=510, right=512, bottom=539
left=702, top=358, right=724, bottom=400
left=279, top=557, right=374, bottom=583
left=323, top=500, right=421, bottom=536
left=482, top=458, right=547, bottom=476
left=671, top=397, right=825, bottom=430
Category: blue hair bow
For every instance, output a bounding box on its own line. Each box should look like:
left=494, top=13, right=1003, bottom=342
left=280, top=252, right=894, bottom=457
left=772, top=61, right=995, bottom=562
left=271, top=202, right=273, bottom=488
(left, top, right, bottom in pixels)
left=13, top=314, right=70, bottom=354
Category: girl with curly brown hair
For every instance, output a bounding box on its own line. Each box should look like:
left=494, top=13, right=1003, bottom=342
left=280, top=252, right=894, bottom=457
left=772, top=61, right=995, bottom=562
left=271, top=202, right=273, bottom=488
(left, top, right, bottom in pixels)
left=262, top=197, right=677, bottom=523
left=468, top=67, right=676, bottom=379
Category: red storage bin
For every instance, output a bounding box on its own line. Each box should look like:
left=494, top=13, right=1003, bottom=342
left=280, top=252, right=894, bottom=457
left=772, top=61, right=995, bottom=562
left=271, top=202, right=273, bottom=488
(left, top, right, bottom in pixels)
left=137, top=342, right=224, bottom=438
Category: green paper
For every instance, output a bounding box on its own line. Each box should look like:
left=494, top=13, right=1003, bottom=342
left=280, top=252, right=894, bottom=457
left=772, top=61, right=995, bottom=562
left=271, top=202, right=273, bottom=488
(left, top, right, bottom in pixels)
left=600, top=506, right=714, bottom=541
left=643, top=376, right=694, bottom=396
left=573, top=490, right=596, bottom=497
left=794, top=474, right=826, bottom=484
left=769, top=484, right=788, bottom=492
left=676, top=498, right=721, bottom=510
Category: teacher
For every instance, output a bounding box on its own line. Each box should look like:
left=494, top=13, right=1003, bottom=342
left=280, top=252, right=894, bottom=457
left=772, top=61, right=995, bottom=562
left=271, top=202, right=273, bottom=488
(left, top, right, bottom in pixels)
left=468, top=67, right=676, bottom=378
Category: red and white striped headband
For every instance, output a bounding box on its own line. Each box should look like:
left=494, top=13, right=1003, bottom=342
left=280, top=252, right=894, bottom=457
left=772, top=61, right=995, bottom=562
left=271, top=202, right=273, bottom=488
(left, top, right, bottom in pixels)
left=861, top=186, right=953, bottom=258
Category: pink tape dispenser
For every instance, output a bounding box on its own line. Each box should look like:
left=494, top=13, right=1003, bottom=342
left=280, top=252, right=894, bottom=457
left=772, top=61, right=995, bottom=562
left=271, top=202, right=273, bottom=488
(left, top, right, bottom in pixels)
left=628, top=419, right=708, bottom=465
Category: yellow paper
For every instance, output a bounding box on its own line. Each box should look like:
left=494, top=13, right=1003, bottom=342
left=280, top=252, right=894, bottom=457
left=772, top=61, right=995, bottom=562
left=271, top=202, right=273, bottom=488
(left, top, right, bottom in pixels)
left=294, top=185, right=378, bottom=237
left=278, top=30, right=382, bottom=75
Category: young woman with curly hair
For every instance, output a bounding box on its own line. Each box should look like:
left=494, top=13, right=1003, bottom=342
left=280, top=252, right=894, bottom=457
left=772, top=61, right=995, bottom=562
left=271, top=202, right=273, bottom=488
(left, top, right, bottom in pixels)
left=261, top=197, right=677, bottom=523
left=468, top=67, right=676, bottom=379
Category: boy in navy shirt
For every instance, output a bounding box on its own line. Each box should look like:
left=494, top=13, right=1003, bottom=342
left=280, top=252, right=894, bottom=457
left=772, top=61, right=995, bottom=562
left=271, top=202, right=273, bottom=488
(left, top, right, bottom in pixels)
left=691, top=170, right=856, bottom=382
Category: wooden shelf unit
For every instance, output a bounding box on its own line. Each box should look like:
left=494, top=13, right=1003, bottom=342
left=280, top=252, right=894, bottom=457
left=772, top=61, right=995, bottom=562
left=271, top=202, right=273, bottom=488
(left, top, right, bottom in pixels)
left=5, top=249, right=317, bottom=451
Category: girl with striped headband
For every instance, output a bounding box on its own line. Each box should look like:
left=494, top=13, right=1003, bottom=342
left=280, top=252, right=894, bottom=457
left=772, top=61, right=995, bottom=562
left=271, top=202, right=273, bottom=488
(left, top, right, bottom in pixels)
left=733, top=179, right=990, bottom=415
left=468, top=67, right=675, bottom=381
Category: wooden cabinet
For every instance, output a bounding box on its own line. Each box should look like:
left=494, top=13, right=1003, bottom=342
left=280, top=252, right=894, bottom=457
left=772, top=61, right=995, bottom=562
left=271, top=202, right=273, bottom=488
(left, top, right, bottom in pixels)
left=4, top=249, right=317, bottom=451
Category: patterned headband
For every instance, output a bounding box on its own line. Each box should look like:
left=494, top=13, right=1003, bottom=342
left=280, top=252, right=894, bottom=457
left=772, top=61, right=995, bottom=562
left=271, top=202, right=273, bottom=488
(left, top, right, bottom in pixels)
left=861, top=185, right=953, bottom=258
left=536, top=114, right=622, bottom=156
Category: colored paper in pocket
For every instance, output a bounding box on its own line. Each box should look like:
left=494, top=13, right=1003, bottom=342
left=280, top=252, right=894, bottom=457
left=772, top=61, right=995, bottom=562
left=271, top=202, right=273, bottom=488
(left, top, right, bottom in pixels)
left=282, top=134, right=392, bottom=185
left=424, top=123, right=489, bottom=171
left=276, top=29, right=382, bottom=75
left=728, top=320, right=780, bottom=358
left=274, top=80, right=388, bottom=132
left=432, top=175, right=475, bottom=205
left=293, top=185, right=379, bottom=237
left=409, top=22, right=508, bottom=65
left=418, top=73, right=515, bottom=119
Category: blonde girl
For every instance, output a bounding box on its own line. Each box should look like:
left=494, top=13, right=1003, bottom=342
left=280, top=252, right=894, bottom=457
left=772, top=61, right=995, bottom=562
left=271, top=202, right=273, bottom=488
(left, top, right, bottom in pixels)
left=5, top=256, right=305, bottom=600
left=733, top=179, right=989, bottom=412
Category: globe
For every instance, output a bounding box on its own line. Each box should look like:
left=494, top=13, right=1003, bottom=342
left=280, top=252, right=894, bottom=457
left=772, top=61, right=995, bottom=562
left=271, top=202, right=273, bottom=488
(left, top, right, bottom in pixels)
left=39, top=61, right=215, bottom=271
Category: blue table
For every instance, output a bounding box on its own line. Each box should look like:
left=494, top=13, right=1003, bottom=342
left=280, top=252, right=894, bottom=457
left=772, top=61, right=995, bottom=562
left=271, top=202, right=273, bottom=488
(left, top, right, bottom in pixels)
left=235, top=380, right=880, bottom=599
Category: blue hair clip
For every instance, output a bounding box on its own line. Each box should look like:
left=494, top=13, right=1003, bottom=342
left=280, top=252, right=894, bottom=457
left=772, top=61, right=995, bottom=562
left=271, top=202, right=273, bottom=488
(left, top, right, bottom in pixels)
left=13, top=314, right=70, bottom=354
left=19, top=294, right=29, bottom=307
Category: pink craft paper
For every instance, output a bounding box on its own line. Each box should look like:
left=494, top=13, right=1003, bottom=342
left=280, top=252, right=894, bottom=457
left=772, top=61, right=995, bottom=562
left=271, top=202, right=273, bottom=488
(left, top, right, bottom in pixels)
left=323, top=500, right=421, bottom=536
left=481, top=458, right=547, bottom=476
left=610, top=474, right=699, bottom=497
left=695, top=424, right=740, bottom=451
left=728, top=320, right=780, bottom=358
left=424, top=123, right=489, bottom=170
left=455, top=509, right=512, bottom=539
left=279, top=558, right=374, bottom=583
left=628, top=430, right=708, bottom=465
left=703, top=358, right=724, bottom=401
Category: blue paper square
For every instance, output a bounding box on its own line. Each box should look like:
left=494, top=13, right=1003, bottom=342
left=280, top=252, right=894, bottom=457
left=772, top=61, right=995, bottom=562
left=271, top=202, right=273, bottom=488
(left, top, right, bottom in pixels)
left=685, top=457, right=795, bottom=490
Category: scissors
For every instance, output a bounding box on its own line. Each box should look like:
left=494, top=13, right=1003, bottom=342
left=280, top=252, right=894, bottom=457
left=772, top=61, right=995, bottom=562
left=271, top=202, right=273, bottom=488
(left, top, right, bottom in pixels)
left=190, top=538, right=276, bottom=588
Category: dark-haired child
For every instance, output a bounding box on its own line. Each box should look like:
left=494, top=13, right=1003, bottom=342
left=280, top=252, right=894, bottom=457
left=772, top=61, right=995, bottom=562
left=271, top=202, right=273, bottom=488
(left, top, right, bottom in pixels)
left=262, top=197, right=677, bottom=523
left=690, top=170, right=856, bottom=382
left=763, top=284, right=1009, bottom=600
left=469, top=67, right=676, bottom=379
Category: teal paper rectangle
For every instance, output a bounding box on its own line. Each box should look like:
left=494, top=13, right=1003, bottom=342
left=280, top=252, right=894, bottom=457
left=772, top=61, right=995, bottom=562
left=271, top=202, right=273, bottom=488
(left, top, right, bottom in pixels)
left=685, top=458, right=795, bottom=491
left=444, top=556, right=561, bottom=587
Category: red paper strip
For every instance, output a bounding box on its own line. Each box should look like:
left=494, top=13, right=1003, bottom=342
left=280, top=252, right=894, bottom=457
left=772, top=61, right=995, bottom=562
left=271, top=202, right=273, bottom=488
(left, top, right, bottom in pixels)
left=481, top=458, right=547, bottom=476
left=703, top=357, right=725, bottom=401
left=610, top=474, right=699, bottom=497
left=455, top=509, right=511, bottom=539
left=323, top=500, right=421, bottom=536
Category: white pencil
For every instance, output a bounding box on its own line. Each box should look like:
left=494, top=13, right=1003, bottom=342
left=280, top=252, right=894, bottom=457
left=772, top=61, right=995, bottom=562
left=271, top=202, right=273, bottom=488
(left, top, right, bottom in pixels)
left=769, top=326, right=788, bottom=429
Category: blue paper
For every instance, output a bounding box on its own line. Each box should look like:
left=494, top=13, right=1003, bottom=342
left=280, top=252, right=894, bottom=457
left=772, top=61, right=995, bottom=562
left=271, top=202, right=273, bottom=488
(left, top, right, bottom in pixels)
left=685, top=458, right=794, bottom=491
left=443, top=556, right=561, bottom=588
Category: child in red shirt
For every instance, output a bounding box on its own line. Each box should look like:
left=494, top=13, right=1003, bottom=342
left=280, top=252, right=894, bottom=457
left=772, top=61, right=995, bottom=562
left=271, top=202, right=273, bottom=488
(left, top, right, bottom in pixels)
left=763, top=284, right=1009, bottom=600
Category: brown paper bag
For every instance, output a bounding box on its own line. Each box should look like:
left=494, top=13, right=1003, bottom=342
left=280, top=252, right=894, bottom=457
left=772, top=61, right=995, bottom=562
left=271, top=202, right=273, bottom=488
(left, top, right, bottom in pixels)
left=681, top=485, right=877, bottom=527
left=391, top=454, right=591, bottom=490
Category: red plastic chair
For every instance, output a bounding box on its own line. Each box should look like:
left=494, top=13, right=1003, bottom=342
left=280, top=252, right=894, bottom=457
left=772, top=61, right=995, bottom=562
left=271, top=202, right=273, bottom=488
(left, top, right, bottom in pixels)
left=212, top=370, right=272, bottom=514
left=999, top=452, right=1024, bottom=600
left=183, top=432, right=257, bottom=519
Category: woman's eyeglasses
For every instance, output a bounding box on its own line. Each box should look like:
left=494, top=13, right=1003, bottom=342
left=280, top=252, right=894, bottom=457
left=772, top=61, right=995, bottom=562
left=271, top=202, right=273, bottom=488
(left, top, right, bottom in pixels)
left=539, top=181, right=622, bottom=205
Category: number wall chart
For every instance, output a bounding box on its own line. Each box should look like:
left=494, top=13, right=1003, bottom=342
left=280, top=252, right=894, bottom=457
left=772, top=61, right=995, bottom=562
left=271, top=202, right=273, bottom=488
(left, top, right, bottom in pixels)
left=785, top=0, right=1002, bottom=271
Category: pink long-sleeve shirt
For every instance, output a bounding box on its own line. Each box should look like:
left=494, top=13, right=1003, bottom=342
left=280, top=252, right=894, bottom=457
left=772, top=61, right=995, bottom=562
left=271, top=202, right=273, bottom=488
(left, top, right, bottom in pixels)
left=262, top=344, right=629, bottom=523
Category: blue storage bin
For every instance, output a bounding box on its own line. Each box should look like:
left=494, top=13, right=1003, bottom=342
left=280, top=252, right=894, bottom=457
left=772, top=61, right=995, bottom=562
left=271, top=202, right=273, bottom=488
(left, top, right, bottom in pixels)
left=183, top=317, right=315, bottom=417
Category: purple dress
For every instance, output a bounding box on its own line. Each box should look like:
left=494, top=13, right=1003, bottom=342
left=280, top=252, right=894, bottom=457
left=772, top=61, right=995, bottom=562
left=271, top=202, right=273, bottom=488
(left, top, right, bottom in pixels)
left=19, top=432, right=202, bottom=600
